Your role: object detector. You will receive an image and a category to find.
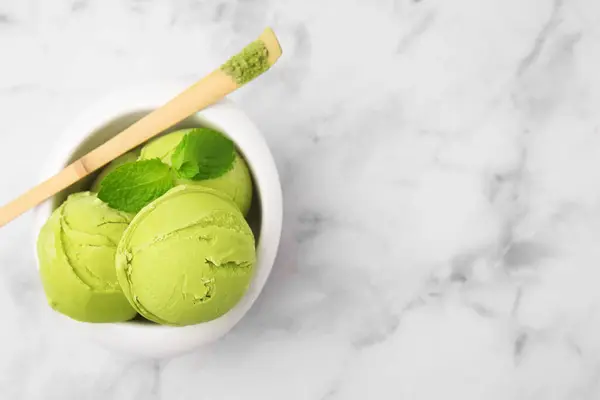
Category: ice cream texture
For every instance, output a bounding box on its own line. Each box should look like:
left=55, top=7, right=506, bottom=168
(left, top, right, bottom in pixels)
left=36, top=192, right=137, bottom=322
left=115, top=185, right=256, bottom=326
left=140, top=129, right=253, bottom=215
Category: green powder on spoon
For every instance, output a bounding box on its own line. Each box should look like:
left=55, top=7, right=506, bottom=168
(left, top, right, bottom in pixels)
left=221, top=40, right=270, bottom=85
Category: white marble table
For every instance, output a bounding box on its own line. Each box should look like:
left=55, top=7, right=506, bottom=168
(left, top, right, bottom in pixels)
left=2, top=0, right=600, bottom=398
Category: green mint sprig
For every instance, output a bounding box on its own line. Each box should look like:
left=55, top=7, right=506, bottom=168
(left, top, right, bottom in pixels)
left=171, top=128, right=235, bottom=181
left=97, top=159, right=175, bottom=213
left=96, top=128, right=235, bottom=213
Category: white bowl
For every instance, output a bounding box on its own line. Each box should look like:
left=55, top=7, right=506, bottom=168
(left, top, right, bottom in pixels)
left=32, top=83, right=282, bottom=358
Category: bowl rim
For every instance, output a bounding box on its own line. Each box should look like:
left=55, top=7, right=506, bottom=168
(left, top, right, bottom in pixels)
left=32, top=83, right=282, bottom=357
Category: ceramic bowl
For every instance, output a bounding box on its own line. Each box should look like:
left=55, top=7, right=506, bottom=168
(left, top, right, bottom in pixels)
left=32, top=83, right=282, bottom=358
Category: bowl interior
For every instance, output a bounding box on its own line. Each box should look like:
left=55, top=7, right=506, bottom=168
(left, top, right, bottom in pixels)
left=51, top=109, right=263, bottom=325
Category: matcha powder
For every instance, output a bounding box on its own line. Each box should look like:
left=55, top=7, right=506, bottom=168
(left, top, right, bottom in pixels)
left=221, top=40, right=270, bottom=85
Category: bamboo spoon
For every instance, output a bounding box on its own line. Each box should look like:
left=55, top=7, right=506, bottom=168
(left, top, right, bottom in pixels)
left=0, top=28, right=282, bottom=227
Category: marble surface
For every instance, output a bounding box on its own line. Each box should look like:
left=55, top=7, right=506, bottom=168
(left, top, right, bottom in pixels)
left=2, top=0, right=600, bottom=398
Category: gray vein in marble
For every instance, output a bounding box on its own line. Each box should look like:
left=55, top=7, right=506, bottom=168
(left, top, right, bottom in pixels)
left=504, top=241, right=552, bottom=268
left=0, top=83, right=38, bottom=94
left=511, top=286, right=522, bottom=316
left=516, top=0, right=563, bottom=76
left=70, top=0, right=89, bottom=12
left=470, top=303, right=495, bottom=318
left=296, top=210, right=327, bottom=244
left=352, top=296, right=428, bottom=350
left=320, top=376, right=347, bottom=400
left=352, top=313, right=403, bottom=349
left=129, top=0, right=152, bottom=14
left=320, top=387, right=339, bottom=400
left=150, top=361, right=163, bottom=398
left=0, top=13, right=13, bottom=24
left=214, top=2, right=229, bottom=22
left=396, top=12, right=435, bottom=54
left=513, top=331, right=528, bottom=363
left=567, top=337, right=583, bottom=357
left=450, top=253, right=479, bottom=283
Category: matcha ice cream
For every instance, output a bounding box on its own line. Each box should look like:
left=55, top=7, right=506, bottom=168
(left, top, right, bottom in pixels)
left=91, top=151, right=139, bottom=192
left=115, top=185, right=256, bottom=326
left=36, top=192, right=137, bottom=322
left=140, top=129, right=253, bottom=215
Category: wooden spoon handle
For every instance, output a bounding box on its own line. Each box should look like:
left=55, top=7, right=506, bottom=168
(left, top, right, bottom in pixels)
left=0, top=164, right=83, bottom=227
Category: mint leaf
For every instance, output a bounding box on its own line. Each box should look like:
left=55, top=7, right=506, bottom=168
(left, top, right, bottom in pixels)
left=97, top=159, right=175, bottom=213
left=171, top=128, right=235, bottom=181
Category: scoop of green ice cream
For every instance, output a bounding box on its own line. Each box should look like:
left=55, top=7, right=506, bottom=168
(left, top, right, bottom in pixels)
left=91, top=151, right=139, bottom=192
left=139, top=129, right=253, bottom=215
left=116, top=185, right=256, bottom=326
left=36, top=192, right=137, bottom=322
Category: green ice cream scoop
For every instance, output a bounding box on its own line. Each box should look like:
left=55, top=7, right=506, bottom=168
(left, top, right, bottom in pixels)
left=139, top=129, right=253, bottom=215
left=36, top=192, right=137, bottom=322
left=115, top=185, right=256, bottom=326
